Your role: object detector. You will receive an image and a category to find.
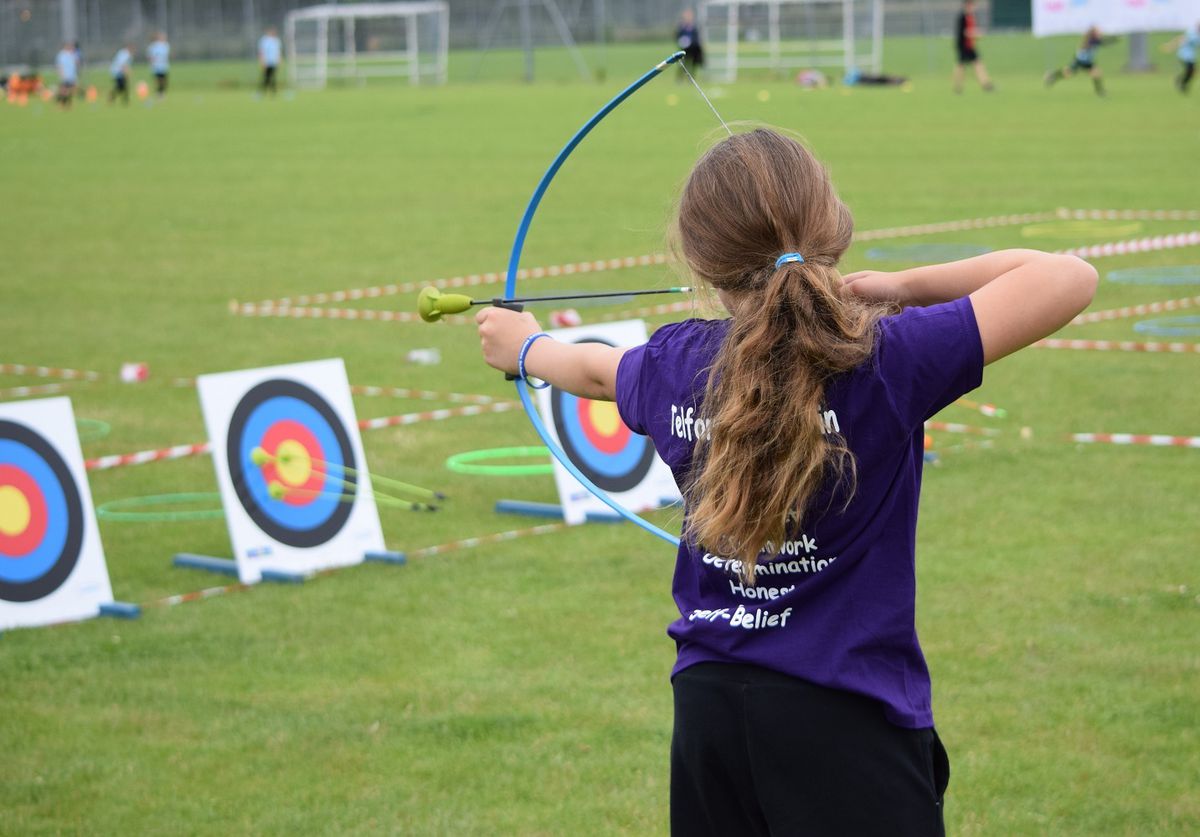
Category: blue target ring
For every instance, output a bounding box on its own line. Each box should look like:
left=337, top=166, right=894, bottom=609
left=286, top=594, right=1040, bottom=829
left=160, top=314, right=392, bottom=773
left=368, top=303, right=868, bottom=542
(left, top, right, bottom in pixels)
left=0, top=421, right=84, bottom=602
left=549, top=337, right=656, bottom=493
left=1132, top=315, right=1200, bottom=337
left=226, top=379, right=356, bottom=548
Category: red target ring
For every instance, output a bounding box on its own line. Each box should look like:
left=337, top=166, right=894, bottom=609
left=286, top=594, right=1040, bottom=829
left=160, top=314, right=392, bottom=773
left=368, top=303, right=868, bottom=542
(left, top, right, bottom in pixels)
left=0, top=464, right=48, bottom=557
left=576, top=399, right=631, bottom=454
left=258, top=420, right=326, bottom=507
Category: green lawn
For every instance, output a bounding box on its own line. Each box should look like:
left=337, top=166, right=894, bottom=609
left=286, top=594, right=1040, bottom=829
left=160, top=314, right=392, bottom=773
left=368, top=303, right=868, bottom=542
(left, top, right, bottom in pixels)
left=1, top=36, right=1197, bottom=834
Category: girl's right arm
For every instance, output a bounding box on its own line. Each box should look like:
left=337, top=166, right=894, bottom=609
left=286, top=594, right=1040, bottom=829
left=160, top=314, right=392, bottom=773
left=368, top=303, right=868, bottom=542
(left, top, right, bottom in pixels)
left=844, top=248, right=1097, bottom=364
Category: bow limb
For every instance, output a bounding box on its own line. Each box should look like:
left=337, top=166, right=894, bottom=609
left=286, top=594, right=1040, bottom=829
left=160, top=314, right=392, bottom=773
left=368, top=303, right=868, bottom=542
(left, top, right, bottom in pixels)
left=505, top=52, right=685, bottom=549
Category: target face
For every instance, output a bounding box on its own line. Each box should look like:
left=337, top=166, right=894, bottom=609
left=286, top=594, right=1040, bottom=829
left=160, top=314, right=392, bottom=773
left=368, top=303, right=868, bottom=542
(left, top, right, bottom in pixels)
left=0, top=420, right=84, bottom=603
left=226, top=379, right=356, bottom=548
left=550, top=337, right=656, bottom=493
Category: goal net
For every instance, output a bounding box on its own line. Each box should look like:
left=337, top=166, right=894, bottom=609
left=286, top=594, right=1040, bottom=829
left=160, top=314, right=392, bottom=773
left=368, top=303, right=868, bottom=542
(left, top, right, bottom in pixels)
left=699, top=0, right=884, bottom=83
left=285, top=2, right=449, bottom=89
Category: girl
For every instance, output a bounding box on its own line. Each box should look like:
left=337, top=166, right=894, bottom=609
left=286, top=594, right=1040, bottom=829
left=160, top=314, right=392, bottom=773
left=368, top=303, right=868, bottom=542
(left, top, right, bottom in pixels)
left=476, top=129, right=1097, bottom=834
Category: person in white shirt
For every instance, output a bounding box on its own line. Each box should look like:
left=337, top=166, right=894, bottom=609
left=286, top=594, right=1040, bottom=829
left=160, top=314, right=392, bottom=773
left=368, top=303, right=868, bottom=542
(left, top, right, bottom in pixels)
left=258, top=26, right=282, bottom=95
left=55, top=41, right=79, bottom=108
left=109, top=43, right=132, bottom=105
left=1162, top=23, right=1199, bottom=93
left=147, top=32, right=170, bottom=97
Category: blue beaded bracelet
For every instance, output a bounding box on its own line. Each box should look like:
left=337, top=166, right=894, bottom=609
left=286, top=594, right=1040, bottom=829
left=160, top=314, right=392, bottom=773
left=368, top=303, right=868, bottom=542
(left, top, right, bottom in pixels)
left=517, top=332, right=553, bottom=389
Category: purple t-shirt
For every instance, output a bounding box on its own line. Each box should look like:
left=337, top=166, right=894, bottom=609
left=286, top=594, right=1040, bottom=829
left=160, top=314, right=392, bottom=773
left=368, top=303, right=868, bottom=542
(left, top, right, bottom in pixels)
left=616, top=296, right=983, bottom=728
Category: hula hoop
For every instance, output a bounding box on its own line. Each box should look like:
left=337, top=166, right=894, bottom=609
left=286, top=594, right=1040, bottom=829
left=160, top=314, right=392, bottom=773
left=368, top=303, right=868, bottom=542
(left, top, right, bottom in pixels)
left=75, top=418, right=111, bottom=442
left=1021, top=220, right=1143, bottom=239
left=865, top=244, right=991, bottom=262
left=1107, top=265, right=1200, bottom=286
left=1132, top=316, right=1200, bottom=337
left=445, top=446, right=554, bottom=476
left=96, top=492, right=225, bottom=522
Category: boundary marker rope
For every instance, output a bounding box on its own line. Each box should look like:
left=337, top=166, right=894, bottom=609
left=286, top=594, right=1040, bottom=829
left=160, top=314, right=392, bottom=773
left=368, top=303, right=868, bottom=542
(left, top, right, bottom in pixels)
left=85, top=401, right=519, bottom=471
left=0, top=363, right=101, bottom=381
left=1035, top=338, right=1200, bottom=353
left=1070, top=433, right=1200, bottom=448
left=1069, top=294, right=1200, bottom=326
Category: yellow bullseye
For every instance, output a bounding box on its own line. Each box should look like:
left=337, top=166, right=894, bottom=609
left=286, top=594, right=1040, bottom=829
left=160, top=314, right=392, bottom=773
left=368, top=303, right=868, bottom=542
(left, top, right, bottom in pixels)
left=587, top=400, right=622, bottom=437
left=274, top=439, right=314, bottom=487
left=0, top=485, right=32, bottom=536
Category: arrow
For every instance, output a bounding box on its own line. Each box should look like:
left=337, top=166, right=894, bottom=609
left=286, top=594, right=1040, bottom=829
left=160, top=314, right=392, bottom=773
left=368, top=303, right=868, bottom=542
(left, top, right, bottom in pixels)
left=417, top=285, right=691, bottom=323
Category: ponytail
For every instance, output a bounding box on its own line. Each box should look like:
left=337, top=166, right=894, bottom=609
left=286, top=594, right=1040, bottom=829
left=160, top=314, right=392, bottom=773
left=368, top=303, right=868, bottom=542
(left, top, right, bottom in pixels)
left=674, top=128, right=891, bottom=584
left=686, top=259, right=881, bottom=584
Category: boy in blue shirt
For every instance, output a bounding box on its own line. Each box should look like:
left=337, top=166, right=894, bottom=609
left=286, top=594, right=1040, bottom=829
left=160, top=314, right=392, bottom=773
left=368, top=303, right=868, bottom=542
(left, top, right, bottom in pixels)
left=258, top=27, right=282, bottom=95
left=147, top=32, right=170, bottom=97
left=109, top=43, right=132, bottom=105
left=1163, top=23, right=1199, bottom=92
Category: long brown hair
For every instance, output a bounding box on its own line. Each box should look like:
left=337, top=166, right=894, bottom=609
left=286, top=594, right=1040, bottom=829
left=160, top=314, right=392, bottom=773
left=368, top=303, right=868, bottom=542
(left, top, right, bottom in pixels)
left=674, top=128, right=890, bottom=584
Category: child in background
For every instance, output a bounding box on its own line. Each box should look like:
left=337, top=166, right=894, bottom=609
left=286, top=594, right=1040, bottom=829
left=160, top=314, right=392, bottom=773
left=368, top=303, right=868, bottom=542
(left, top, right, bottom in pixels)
left=55, top=41, right=78, bottom=108
left=1162, top=23, right=1199, bottom=93
left=953, top=0, right=995, bottom=93
left=475, top=128, right=1096, bottom=833
left=108, top=43, right=132, bottom=105
left=675, top=8, right=704, bottom=76
left=1045, top=26, right=1117, bottom=97
left=258, top=27, right=282, bottom=95
left=147, top=32, right=170, bottom=97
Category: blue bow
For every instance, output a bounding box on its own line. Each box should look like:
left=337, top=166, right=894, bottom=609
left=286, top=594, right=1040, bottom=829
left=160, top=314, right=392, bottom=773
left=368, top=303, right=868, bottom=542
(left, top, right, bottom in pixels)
left=503, top=52, right=686, bottom=548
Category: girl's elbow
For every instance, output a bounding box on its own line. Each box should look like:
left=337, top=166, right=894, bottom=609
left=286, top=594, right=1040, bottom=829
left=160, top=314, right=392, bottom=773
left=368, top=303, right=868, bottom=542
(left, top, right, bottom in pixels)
left=1057, top=255, right=1098, bottom=311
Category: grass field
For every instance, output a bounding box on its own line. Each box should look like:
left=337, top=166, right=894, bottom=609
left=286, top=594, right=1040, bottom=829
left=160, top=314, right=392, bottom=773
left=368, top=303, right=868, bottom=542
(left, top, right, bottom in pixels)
left=2, top=34, right=1198, bottom=834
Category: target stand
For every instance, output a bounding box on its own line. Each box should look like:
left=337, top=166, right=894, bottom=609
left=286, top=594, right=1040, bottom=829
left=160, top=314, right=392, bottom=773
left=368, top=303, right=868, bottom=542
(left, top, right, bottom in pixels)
left=0, top=397, right=136, bottom=632
left=195, top=360, right=401, bottom=585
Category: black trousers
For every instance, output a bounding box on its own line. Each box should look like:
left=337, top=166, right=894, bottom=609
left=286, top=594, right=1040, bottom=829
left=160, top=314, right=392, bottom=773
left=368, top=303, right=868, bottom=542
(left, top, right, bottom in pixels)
left=262, top=65, right=277, bottom=93
left=671, top=663, right=949, bottom=836
left=109, top=74, right=128, bottom=104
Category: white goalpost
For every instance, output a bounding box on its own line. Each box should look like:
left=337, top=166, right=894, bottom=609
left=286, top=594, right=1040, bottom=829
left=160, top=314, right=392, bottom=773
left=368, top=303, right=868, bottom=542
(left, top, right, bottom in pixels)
left=285, top=2, right=450, bottom=89
left=699, top=0, right=884, bottom=83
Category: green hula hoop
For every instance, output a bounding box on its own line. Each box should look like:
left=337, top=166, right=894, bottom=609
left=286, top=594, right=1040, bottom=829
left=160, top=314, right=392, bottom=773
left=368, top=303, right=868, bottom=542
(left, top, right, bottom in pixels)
left=96, top=492, right=225, bottom=523
left=444, top=446, right=554, bottom=476
left=76, top=418, right=112, bottom=442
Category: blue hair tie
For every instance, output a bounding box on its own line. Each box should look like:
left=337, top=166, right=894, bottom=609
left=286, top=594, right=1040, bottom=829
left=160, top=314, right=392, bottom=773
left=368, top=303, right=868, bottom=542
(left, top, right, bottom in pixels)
left=775, top=252, right=805, bottom=269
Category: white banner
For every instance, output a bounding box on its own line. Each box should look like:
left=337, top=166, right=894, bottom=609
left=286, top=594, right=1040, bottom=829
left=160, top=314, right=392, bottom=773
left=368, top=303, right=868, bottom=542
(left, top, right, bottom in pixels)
left=0, top=398, right=114, bottom=630
left=198, top=359, right=385, bottom=584
left=1033, top=0, right=1198, bottom=37
left=534, top=320, right=682, bottom=526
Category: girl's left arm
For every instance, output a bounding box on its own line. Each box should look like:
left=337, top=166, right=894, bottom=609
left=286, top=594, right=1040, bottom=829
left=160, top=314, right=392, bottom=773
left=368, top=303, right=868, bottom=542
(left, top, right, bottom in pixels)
left=475, top=307, right=626, bottom=401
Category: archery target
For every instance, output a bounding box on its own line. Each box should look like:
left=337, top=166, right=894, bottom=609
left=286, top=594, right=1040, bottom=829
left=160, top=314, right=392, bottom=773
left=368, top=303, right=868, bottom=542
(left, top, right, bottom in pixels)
left=0, top=398, right=114, bottom=630
left=550, top=343, right=657, bottom=493
left=535, top=320, right=681, bottom=526
left=227, top=380, right=356, bottom=548
left=198, top=360, right=384, bottom=584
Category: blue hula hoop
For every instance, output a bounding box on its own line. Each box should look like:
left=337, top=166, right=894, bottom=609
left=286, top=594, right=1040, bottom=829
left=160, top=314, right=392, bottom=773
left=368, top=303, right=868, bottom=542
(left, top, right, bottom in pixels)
left=1107, top=265, right=1200, bottom=286
left=1132, top=315, right=1200, bottom=337
left=865, top=243, right=992, bottom=262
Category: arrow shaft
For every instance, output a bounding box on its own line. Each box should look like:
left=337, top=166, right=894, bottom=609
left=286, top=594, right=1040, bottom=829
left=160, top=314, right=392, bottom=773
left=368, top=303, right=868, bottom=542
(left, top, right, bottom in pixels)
left=475, top=287, right=690, bottom=307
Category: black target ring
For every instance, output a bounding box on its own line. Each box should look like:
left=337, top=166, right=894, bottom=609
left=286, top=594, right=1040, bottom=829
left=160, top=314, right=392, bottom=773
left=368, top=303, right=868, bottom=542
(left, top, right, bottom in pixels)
left=0, top=420, right=84, bottom=603
left=226, top=379, right=356, bottom=548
